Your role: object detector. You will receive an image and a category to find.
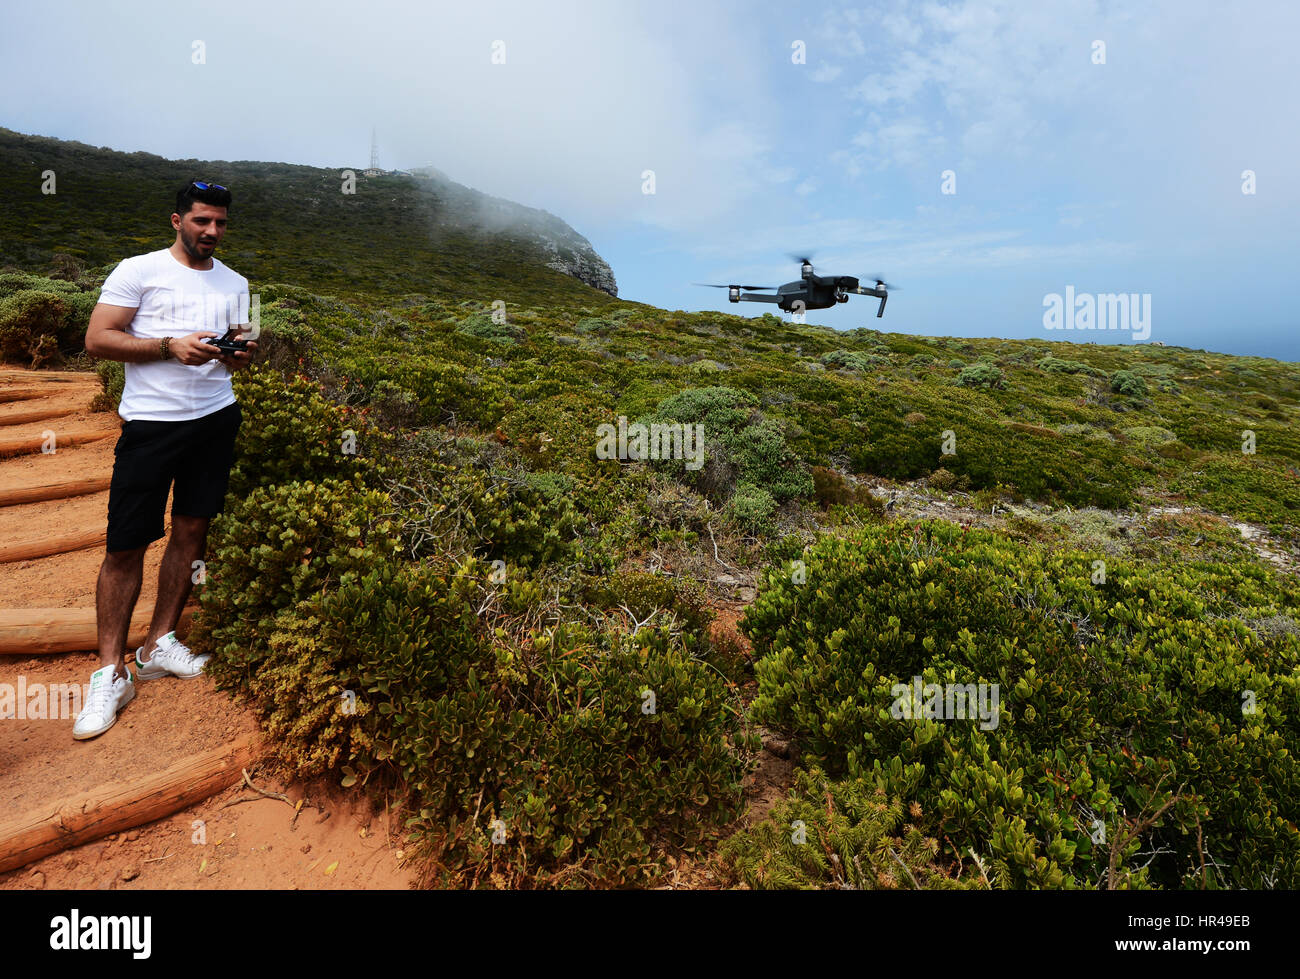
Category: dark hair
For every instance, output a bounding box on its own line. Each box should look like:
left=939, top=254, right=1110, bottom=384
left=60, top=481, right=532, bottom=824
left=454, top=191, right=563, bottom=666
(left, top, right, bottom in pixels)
left=175, top=180, right=232, bottom=216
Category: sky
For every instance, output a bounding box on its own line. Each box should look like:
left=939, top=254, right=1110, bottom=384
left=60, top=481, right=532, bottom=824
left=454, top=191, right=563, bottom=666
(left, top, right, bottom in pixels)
left=2, top=0, right=1297, bottom=360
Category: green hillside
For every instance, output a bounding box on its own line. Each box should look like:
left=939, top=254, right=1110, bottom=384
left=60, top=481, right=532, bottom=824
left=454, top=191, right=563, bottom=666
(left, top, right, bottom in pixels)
left=3, top=129, right=1299, bottom=889
left=0, top=127, right=619, bottom=308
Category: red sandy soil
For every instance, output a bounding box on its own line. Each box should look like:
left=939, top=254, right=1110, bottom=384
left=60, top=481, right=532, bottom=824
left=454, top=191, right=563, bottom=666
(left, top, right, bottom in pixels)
left=0, top=366, right=413, bottom=890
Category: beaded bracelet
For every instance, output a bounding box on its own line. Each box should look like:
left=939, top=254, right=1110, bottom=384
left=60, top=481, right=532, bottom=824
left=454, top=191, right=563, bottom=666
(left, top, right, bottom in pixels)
left=159, top=336, right=172, bottom=360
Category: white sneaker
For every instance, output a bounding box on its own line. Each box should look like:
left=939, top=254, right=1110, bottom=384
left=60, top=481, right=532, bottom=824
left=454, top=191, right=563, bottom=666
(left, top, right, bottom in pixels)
left=73, top=665, right=135, bottom=740
left=134, top=631, right=211, bottom=681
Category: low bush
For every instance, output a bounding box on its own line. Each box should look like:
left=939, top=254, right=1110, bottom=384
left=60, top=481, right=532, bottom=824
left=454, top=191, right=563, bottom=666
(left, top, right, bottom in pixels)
left=226, top=367, right=394, bottom=500
left=0, top=289, right=67, bottom=366
left=725, top=483, right=777, bottom=535
left=722, top=768, right=983, bottom=889
left=822, top=349, right=890, bottom=372
left=956, top=363, right=1005, bottom=390
left=1110, top=370, right=1149, bottom=398
left=457, top=310, right=525, bottom=342
left=205, top=554, right=747, bottom=887
left=741, top=520, right=1300, bottom=888
left=90, top=359, right=125, bottom=413
left=1038, top=356, right=1103, bottom=377
left=642, top=386, right=813, bottom=504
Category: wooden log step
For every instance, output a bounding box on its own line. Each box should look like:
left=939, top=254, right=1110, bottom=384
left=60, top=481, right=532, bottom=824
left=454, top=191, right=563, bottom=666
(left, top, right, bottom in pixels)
left=0, top=605, right=197, bottom=655
left=0, top=406, right=81, bottom=428
left=0, top=526, right=107, bottom=563
left=0, top=475, right=111, bottom=507
left=0, top=389, right=50, bottom=405
left=0, top=370, right=98, bottom=382
left=0, top=428, right=114, bottom=459
left=0, top=732, right=261, bottom=875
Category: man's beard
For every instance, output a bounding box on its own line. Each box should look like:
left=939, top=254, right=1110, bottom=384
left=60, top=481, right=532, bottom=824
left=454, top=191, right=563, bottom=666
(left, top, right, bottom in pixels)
left=181, top=228, right=215, bottom=260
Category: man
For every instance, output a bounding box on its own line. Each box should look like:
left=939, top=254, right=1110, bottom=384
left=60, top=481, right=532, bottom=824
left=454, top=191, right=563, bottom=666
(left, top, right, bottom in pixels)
left=74, top=180, right=258, bottom=741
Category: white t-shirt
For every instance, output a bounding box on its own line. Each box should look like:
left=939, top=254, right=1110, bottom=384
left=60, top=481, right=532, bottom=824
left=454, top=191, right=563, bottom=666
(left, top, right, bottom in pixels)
left=97, top=248, right=249, bottom=422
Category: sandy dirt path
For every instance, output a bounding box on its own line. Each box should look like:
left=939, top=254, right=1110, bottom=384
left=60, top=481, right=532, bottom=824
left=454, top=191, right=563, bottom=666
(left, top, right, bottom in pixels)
left=0, top=366, right=413, bottom=890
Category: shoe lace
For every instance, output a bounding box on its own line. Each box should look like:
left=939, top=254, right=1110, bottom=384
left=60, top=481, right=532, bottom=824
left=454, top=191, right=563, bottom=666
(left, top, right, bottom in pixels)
left=154, top=637, right=205, bottom=670
left=80, top=672, right=114, bottom=718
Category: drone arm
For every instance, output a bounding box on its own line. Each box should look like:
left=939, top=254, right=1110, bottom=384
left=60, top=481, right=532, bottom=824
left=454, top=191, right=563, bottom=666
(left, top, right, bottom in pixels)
left=851, top=285, right=888, bottom=318
left=735, top=291, right=782, bottom=305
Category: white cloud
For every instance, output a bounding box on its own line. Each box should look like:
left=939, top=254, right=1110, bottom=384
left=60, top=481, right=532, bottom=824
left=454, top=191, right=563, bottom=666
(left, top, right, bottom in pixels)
left=0, top=0, right=795, bottom=238
left=848, top=115, right=945, bottom=169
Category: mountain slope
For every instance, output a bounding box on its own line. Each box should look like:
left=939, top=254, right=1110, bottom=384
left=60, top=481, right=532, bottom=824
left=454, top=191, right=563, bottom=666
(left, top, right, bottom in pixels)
left=0, top=127, right=617, bottom=306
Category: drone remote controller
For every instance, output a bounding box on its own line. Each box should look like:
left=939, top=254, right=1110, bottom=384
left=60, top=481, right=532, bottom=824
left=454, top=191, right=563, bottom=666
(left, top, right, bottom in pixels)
left=204, top=336, right=251, bottom=354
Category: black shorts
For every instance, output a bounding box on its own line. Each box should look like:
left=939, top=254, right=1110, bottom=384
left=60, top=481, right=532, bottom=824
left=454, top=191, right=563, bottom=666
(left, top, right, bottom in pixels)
left=106, top=401, right=243, bottom=552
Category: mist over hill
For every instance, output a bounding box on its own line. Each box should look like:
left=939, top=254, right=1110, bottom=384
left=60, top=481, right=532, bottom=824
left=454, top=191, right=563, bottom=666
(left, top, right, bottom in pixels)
left=0, top=127, right=617, bottom=304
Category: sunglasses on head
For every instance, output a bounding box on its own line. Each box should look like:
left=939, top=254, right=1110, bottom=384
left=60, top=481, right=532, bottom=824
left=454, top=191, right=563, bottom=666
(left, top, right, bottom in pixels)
left=190, top=180, right=226, bottom=192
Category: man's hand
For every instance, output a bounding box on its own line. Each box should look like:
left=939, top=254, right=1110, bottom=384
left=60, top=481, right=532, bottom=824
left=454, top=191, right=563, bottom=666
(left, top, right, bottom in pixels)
left=216, top=340, right=258, bottom=371
left=215, top=326, right=259, bottom=372
left=170, top=332, right=225, bottom=366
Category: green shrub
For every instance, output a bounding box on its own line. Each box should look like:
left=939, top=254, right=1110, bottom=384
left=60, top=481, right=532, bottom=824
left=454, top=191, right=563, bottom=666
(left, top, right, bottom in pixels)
left=1121, top=426, right=1178, bottom=448
left=811, top=466, right=874, bottom=507
left=226, top=367, right=393, bottom=500
left=644, top=386, right=813, bottom=504
left=575, top=316, right=613, bottom=334
left=581, top=568, right=715, bottom=657
left=956, top=363, right=1005, bottom=390
left=367, top=379, right=421, bottom=428
left=457, top=309, right=525, bottom=342
left=387, top=451, right=584, bottom=570
left=1171, top=457, right=1300, bottom=541
left=0, top=289, right=67, bottom=365
left=206, top=554, right=747, bottom=887
left=195, top=474, right=403, bottom=685
left=90, top=359, right=124, bottom=413
left=253, top=301, right=318, bottom=376
left=1038, top=356, right=1103, bottom=376
left=723, top=768, right=983, bottom=889
left=741, top=520, right=1300, bottom=888
left=821, top=349, right=890, bottom=372
left=726, top=483, right=777, bottom=535
left=926, top=467, right=968, bottom=492
left=1110, top=370, right=1148, bottom=397
left=0, top=271, right=86, bottom=299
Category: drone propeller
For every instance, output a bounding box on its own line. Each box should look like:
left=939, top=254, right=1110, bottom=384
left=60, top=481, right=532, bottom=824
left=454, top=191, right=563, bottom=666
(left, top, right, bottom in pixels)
left=787, top=253, right=818, bottom=275
left=694, top=282, right=777, bottom=291
left=864, top=276, right=900, bottom=291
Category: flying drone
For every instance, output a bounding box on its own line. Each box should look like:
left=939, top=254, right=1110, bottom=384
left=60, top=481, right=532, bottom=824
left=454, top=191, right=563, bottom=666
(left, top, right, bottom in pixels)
left=697, top=255, right=897, bottom=318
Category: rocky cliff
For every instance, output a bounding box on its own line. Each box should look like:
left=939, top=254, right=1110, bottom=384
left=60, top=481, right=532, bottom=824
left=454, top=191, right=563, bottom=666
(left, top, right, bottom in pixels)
left=410, top=165, right=618, bottom=297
